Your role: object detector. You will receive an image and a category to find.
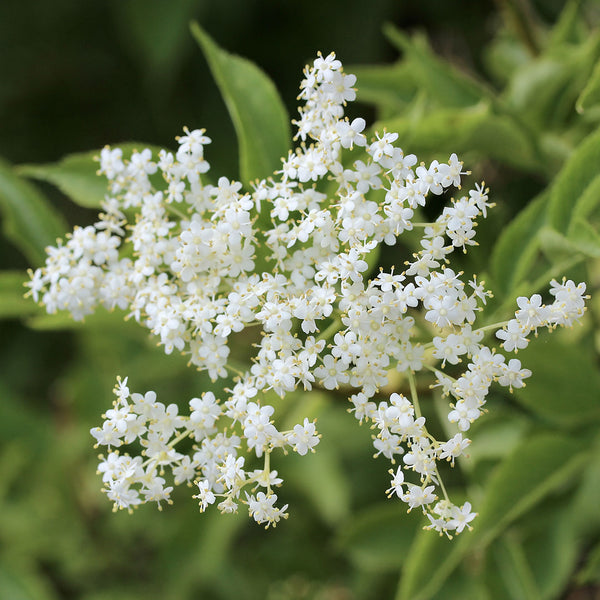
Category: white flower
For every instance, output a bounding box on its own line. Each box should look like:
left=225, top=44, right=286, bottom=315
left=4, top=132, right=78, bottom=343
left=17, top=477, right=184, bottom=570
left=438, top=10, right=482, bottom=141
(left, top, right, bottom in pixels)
left=288, top=418, right=320, bottom=455
left=314, top=355, right=350, bottom=389
left=515, top=294, right=550, bottom=331
left=194, top=480, right=216, bottom=511
left=498, top=358, right=532, bottom=391
left=496, top=319, right=529, bottom=352
left=438, top=433, right=471, bottom=465
left=448, top=501, right=477, bottom=533
left=386, top=467, right=405, bottom=498
left=245, top=492, right=288, bottom=528
left=403, top=484, right=436, bottom=511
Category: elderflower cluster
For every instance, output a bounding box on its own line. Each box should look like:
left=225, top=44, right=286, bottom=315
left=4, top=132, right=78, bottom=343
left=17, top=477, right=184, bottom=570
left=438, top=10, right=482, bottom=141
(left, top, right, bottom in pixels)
left=90, top=376, right=317, bottom=525
left=28, top=52, right=587, bottom=534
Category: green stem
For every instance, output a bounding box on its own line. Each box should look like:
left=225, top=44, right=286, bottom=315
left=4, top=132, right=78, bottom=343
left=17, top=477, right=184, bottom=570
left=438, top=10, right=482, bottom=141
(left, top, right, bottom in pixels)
left=407, top=370, right=422, bottom=420
left=317, top=316, right=343, bottom=344
left=433, top=465, right=450, bottom=503
left=408, top=371, right=451, bottom=503
left=264, top=451, right=272, bottom=495
left=475, top=320, right=509, bottom=334
left=141, top=424, right=193, bottom=469
left=225, top=363, right=246, bottom=378
left=164, top=203, right=189, bottom=221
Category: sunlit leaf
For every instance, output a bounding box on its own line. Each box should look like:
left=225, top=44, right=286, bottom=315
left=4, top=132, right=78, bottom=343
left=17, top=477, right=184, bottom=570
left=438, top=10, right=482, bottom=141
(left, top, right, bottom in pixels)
left=577, top=57, right=600, bottom=112
left=191, top=22, right=291, bottom=186
left=349, top=62, right=416, bottom=111
left=0, top=158, right=67, bottom=266
left=490, top=191, right=549, bottom=298
left=378, top=103, right=539, bottom=171
left=18, top=143, right=165, bottom=209
left=548, top=127, right=600, bottom=233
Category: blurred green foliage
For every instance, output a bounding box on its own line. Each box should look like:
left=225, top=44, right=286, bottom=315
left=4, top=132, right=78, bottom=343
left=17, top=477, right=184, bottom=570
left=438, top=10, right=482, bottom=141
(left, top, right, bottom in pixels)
left=1, top=1, right=600, bottom=599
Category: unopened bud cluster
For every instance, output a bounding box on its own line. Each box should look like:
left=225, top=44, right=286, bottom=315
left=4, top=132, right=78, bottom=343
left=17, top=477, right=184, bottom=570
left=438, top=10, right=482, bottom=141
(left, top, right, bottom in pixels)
left=28, top=52, right=587, bottom=533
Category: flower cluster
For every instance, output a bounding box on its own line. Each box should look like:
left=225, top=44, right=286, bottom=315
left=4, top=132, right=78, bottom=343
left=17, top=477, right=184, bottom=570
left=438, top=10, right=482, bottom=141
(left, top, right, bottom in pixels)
left=91, top=376, right=318, bottom=525
left=28, top=52, right=587, bottom=534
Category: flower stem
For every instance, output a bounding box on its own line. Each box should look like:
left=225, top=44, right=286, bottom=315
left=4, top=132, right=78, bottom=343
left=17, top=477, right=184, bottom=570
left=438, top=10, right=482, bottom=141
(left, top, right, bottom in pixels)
left=408, top=370, right=422, bottom=420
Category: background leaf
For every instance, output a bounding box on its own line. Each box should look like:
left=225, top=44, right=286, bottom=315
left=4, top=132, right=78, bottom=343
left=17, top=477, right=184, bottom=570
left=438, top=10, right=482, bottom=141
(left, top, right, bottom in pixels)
left=0, top=271, right=44, bottom=319
left=474, top=433, right=590, bottom=546
left=383, top=25, right=489, bottom=108
left=336, top=503, right=422, bottom=572
left=111, top=0, right=204, bottom=90
left=398, top=432, right=591, bottom=600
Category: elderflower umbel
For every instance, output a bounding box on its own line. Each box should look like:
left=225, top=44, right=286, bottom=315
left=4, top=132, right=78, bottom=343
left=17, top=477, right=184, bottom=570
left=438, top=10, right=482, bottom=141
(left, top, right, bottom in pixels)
left=28, top=52, right=588, bottom=535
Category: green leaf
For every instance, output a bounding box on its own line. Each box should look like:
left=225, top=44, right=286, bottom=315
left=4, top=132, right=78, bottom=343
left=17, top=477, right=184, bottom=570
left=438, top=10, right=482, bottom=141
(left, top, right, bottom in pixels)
left=0, top=562, right=57, bottom=600
left=397, top=524, right=464, bottom=600
left=0, top=381, right=50, bottom=451
left=25, top=313, right=86, bottom=330
left=0, top=158, right=67, bottom=266
left=349, top=62, right=416, bottom=111
left=0, top=271, right=44, bottom=319
left=549, top=0, right=585, bottom=47
left=569, top=172, right=600, bottom=226
left=576, top=55, right=600, bottom=113
left=159, top=508, right=246, bottom=596
left=398, top=433, right=590, bottom=600
left=538, top=226, right=600, bottom=264
left=378, top=103, right=538, bottom=171
left=475, top=433, right=589, bottom=546
left=505, top=57, right=571, bottom=126
left=483, top=32, right=532, bottom=87
left=285, top=441, right=351, bottom=527
left=383, top=24, right=489, bottom=108
left=490, top=535, right=539, bottom=600
left=505, top=30, right=600, bottom=131
left=430, top=566, right=491, bottom=600
left=336, top=502, right=422, bottom=572
left=548, top=127, right=600, bottom=233
left=190, top=22, right=291, bottom=186
left=544, top=221, right=600, bottom=259
left=281, top=396, right=352, bottom=526
left=570, top=445, right=600, bottom=535
left=522, top=505, right=581, bottom=600
left=576, top=539, right=600, bottom=585
left=490, top=191, right=549, bottom=298
left=465, top=411, right=528, bottom=468
left=18, top=143, right=165, bottom=209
